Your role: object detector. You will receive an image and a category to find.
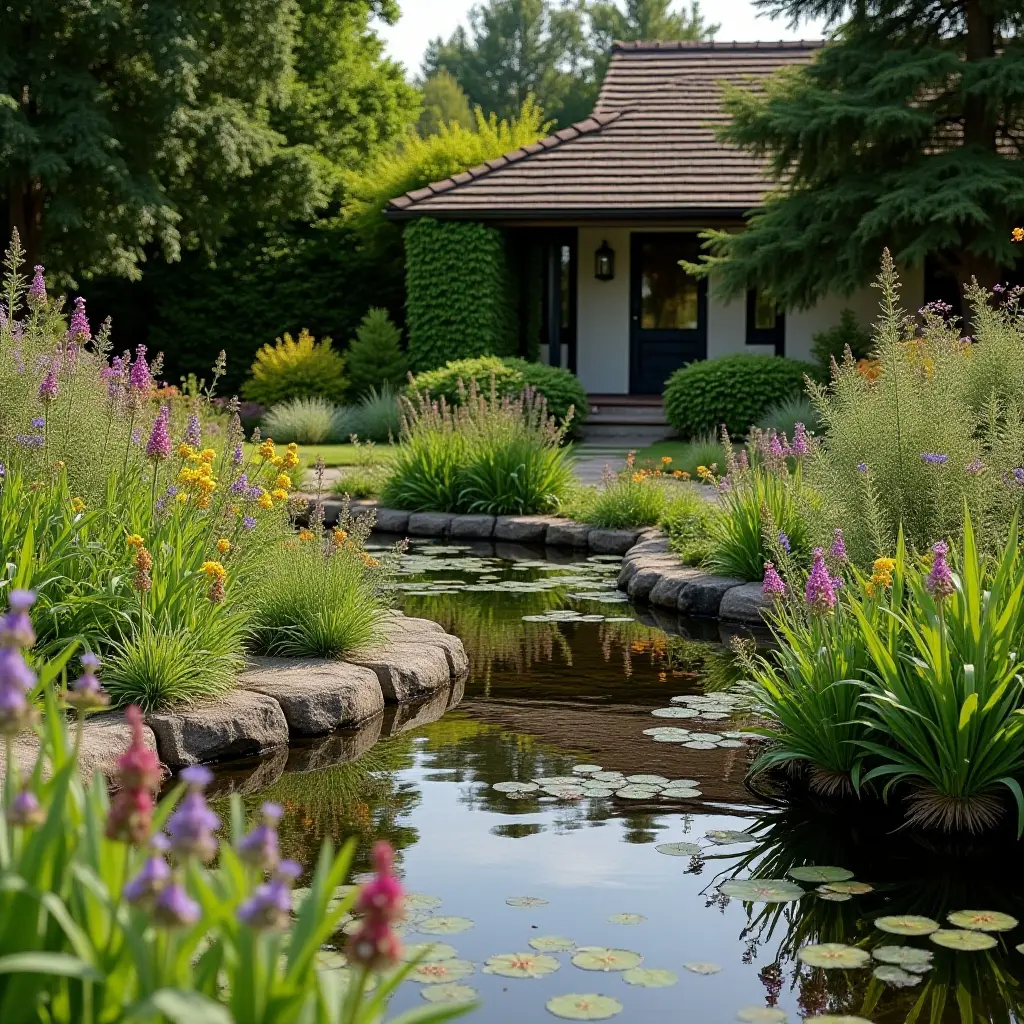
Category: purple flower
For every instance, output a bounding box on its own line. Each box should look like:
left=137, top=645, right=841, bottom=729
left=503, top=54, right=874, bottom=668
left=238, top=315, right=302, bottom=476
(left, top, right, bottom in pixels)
left=152, top=879, right=200, bottom=928
left=232, top=443, right=244, bottom=467
left=38, top=364, right=58, bottom=404
left=736, top=449, right=749, bottom=471
left=30, top=417, right=44, bottom=430
left=167, top=766, right=219, bottom=861
left=0, top=647, right=36, bottom=734
left=185, top=412, right=202, bottom=449
left=768, top=433, right=786, bottom=460
left=237, top=874, right=293, bottom=931
left=124, top=838, right=171, bottom=905
left=242, top=516, right=257, bottom=531
left=67, top=297, right=90, bottom=342
left=146, top=408, right=172, bottom=462
left=830, top=528, right=847, bottom=562
left=131, top=428, right=141, bottom=446
left=0, top=590, right=36, bottom=649
left=229, top=473, right=249, bottom=495
left=791, top=422, right=810, bottom=456
left=66, top=651, right=109, bottom=711
left=805, top=548, right=836, bottom=613
left=27, top=266, right=46, bottom=306
left=777, top=531, right=790, bottom=554
left=7, top=787, right=44, bottom=828
left=856, top=462, right=868, bottom=473
left=129, top=345, right=151, bottom=393
left=762, top=562, right=787, bottom=600
left=926, top=540, right=955, bottom=600
left=966, top=459, right=985, bottom=476
left=921, top=453, right=948, bottom=465
left=238, top=802, right=283, bottom=870
left=244, top=486, right=263, bottom=502
left=16, top=434, right=45, bottom=450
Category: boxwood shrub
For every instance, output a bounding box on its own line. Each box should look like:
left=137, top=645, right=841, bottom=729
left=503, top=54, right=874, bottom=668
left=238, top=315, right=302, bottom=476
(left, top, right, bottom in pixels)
left=663, top=354, right=817, bottom=439
left=407, top=355, right=589, bottom=429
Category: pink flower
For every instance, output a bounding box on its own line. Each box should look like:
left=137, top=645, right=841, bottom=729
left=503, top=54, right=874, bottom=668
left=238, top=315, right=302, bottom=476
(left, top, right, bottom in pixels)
left=830, top=528, right=847, bottom=562
left=38, top=364, right=58, bottom=404
left=805, top=548, right=836, bottom=613
left=762, top=562, right=787, bottom=600
left=346, top=841, right=404, bottom=970
left=129, top=345, right=151, bottom=392
left=925, top=540, right=955, bottom=600
left=67, top=297, right=90, bottom=342
left=27, top=266, right=46, bottom=307
left=791, top=422, right=810, bottom=456
left=146, top=407, right=172, bottom=462
left=106, top=706, right=161, bottom=844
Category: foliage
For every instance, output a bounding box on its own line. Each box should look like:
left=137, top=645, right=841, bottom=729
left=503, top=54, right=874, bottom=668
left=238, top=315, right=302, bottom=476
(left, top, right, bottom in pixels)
left=264, top=398, right=342, bottom=445
left=408, top=355, right=588, bottom=428
left=347, top=309, right=408, bottom=399
left=689, top=2, right=1024, bottom=309
left=663, top=354, right=816, bottom=439
left=351, top=385, right=403, bottom=444
left=659, top=433, right=726, bottom=480
left=244, top=330, right=349, bottom=407
left=567, top=453, right=684, bottom=528
left=810, top=309, right=874, bottom=371
left=382, top=380, right=573, bottom=514
left=755, top=394, right=822, bottom=437
left=659, top=488, right=719, bottom=566
left=418, top=71, right=474, bottom=136
left=331, top=465, right=389, bottom=499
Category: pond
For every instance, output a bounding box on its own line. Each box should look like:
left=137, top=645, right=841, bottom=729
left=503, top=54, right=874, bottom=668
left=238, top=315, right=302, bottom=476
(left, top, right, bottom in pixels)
left=208, top=540, right=1024, bottom=1023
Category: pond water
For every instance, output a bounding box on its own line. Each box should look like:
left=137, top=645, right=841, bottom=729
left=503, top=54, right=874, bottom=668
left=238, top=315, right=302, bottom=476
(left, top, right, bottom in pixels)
left=209, top=540, right=1024, bottom=1023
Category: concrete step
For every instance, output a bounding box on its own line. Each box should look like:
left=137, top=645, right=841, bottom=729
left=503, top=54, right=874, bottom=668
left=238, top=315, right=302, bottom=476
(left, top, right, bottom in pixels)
left=581, top=423, right=674, bottom=443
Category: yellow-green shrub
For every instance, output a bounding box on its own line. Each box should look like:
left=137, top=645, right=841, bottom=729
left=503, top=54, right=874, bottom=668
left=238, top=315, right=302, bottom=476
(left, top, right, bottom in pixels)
left=242, top=328, right=348, bottom=406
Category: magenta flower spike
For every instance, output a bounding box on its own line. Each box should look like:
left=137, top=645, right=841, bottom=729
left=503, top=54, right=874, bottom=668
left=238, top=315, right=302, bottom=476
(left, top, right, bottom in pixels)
left=27, top=266, right=46, bottom=307
left=67, top=297, right=91, bottom=342
left=830, top=529, right=847, bottom=562
left=805, top=548, right=836, bottom=613
left=762, top=562, right=787, bottom=600
left=129, top=345, right=152, bottom=392
left=925, top=540, right=955, bottom=600
left=38, top=364, right=58, bottom=404
left=146, top=407, right=172, bottom=462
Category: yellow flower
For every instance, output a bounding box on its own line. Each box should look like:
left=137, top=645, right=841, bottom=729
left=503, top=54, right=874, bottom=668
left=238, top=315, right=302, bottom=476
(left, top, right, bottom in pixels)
left=276, top=474, right=292, bottom=490
left=287, top=443, right=298, bottom=454
left=70, top=497, right=85, bottom=514
left=258, top=439, right=276, bottom=461
left=661, top=456, right=672, bottom=465
left=196, top=494, right=211, bottom=510
left=127, top=534, right=144, bottom=548
left=177, top=443, right=197, bottom=460
left=632, top=472, right=644, bottom=483
left=229, top=504, right=240, bottom=516
left=201, top=560, right=227, bottom=580
left=270, top=455, right=284, bottom=468
left=360, top=552, right=380, bottom=567
left=298, top=529, right=314, bottom=542
left=283, top=451, right=299, bottom=469
left=176, top=492, right=189, bottom=505
left=332, top=528, right=348, bottom=544
left=271, top=488, right=288, bottom=502
left=1013, top=227, right=1024, bottom=243
left=196, top=476, right=217, bottom=494
left=868, top=556, right=896, bottom=594
left=258, top=492, right=274, bottom=511
left=199, top=448, right=216, bottom=464
left=216, top=538, right=231, bottom=554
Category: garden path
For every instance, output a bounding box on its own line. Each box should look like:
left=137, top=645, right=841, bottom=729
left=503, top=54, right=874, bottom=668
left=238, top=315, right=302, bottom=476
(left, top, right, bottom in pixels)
left=570, top=442, right=634, bottom=485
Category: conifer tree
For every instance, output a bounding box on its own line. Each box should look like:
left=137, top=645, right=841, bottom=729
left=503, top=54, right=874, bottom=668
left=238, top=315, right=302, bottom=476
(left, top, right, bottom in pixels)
left=346, top=308, right=408, bottom=397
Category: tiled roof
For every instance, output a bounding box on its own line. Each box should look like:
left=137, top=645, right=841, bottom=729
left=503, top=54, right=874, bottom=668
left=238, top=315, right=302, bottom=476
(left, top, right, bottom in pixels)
left=388, top=40, right=824, bottom=220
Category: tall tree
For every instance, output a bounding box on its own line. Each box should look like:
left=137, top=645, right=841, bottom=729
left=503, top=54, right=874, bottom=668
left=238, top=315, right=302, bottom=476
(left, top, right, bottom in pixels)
left=418, top=71, right=475, bottom=136
left=590, top=1, right=718, bottom=72
left=692, top=0, right=1024, bottom=310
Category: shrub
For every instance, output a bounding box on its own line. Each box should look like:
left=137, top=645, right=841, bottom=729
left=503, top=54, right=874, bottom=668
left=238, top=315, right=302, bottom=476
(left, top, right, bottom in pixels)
left=663, top=354, right=817, bottom=439
left=811, top=308, right=873, bottom=370
left=242, top=328, right=348, bottom=406
left=408, top=355, right=588, bottom=429
left=660, top=489, right=720, bottom=566
left=346, top=308, right=408, bottom=398
left=332, top=464, right=389, bottom=498
left=755, top=394, right=822, bottom=436
left=575, top=471, right=668, bottom=529
left=263, top=396, right=339, bottom=444
left=351, top=383, right=403, bottom=442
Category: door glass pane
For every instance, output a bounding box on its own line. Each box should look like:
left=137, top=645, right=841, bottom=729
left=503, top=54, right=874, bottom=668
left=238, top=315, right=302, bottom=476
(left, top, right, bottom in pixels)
left=754, top=289, right=778, bottom=330
left=640, top=237, right=699, bottom=330
left=560, top=244, right=571, bottom=331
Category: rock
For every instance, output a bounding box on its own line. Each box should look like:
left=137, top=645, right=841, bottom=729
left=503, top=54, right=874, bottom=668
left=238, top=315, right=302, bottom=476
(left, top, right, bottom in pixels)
left=383, top=612, right=445, bottom=636
left=240, top=658, right=384, bottom=737
left=236, top=747, right=290, bottom=795
left=146, top=691, right=289, bottom=770
left=638, top=528, right=663, bottom=544
left=449, top=514, right=496, bottom=538
left=628, top=536, right=670, bottom=556
left=374, top=508, right=410, bottom=534
left=408, top=512, right=454, bottom=537
left=285, top=714, right=385, bottom=774
left=346, top=642, right=450, bottom=702
left=648, top=568, right=703, bottom=609
left=493, top=515, right=558, bottom=542
left=677, top=573, right=745, bottom=618
left=319, top=499, right=345, bottom=527
left=381, top=616, right=468, bottom=679
left=447, top=676, right=466, bottom=710
left=546, top=521, right=591, bottom=548
left=588, top=528, right=641, bottom=554
left=719, top=581, right=770, bottom=623
left=383, top=686, right=452, bottom=736
left=350, top=500, right=379, bottom=519
left=627, top=566, right=670, bottom=602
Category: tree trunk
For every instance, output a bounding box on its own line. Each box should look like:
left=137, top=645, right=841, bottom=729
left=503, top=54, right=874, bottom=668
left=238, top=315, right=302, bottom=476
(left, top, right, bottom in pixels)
left=7, top=178, right=44, bottom=269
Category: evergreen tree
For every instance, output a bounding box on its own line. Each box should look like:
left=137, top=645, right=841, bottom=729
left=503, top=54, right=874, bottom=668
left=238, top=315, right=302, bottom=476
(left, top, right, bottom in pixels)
left=693, top=0, right=1024, bottom=310
left=346, top=307, right=408, bottom=397
left=418, top=71, right=475, bottom=137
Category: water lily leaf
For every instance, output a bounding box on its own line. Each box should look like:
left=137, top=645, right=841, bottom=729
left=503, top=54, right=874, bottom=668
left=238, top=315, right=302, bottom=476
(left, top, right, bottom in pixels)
left=929, top=929, right=997, bottom=951
left=652, top=734, right=691, bottom=743
left=622, top=967, right=677, bottom=988
left=530, top=936, right=577, bottom=953
left=946, top=910, right=1018, bottom=932
left=607, top=913, right=645, bottom=925
left=316, top=949, right=348, bottom=971
left=534, top=777, right=581, bottom=787
left=572, top=765, right=602, bottom=775
left=683, top=962, right=721, bottom=975
left=614, top=786, right=658, bottom=800
left=707, top=828, right=756, bottom=844
left=571, top=947, right=643, bottom=972
left=416, top=916, right=474, bottom=935
left=483, top=952, right=561, bottom=978
left=409, top=959, right=475, bottom=984
left=822, top=881, right=874, bottom=895
left=803, top=1018, right=875, bottom=1023
left=643, top=727, right=691, bottom=739
left=652, top=707, right=700, bottom=718
left=421, top=983, right=478, bottom=1005
left=660, top=787, right=703, bottom=800
left=655, top=842, right=702, bottom=857
left=699, top=712, right=730, bottom=720
left=544, top=786, right=588, bottom=800
left=874, top=916, right=939, bottom=937
left=872, top=965, right=921, bottom=987
left=817, top=891, right=852, bottom=903
left=493, top=782, right=539, bottom=794
left=402, top=943, right=458, bottom=963
left=720, top=879, right=804, bottom=904
left=871, top=946, right=933, bottom=970
left=582, top=788, right=614, bottom=798
left=797, top=944, right=870, bottom=969
left=683, top=741, right=717, bottom=750
left=592, top=772, right=626, bottom=783
left=507, top=896, right=549, bottom=909
left=546, top=994, right=624, bottom=1020
left=717, top=739, right=746, bottom=748
left=668, top=779, right=700, bottom=788
left=737, top=1009, right=788, bottom=1023
left=404, top=894, right=443, bottom=914
left=625, top=775, right=669, bottom=786
left=788, top=866, right=854, bottom=884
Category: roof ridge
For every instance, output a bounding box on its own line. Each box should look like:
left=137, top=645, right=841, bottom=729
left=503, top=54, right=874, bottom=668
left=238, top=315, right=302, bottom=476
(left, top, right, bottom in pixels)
left=387, top=111, right=624, bottom=212
left=612, top=39, right=826, bottom=52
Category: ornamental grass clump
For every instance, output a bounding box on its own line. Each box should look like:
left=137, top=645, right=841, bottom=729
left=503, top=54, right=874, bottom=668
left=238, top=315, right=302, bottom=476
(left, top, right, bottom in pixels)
left=574, top=454, right=672, bottom=529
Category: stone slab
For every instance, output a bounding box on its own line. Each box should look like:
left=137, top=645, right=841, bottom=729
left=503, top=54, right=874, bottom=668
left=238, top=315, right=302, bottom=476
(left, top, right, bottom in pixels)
left=677, top=573, right=745, bottom=618
left=374, top=508, right=410, bottom=534
left=382, top=685, right=453, bottom=737
left=382, top=612, right=445, bottom=636
left=408, top=512, right=454, bottom=537
left=346, top=642, right=450, bottom=702
left=284, top=713, right=385, bottom=774
left=146, top=691, right=289, bottom=770
left=627, top=566, right=672, bottom=602
left=545, top=520, right=591, bottom=548
left=382, top=615, right=468, bottom=679
left=588, top=528, right=641, bottom=554
left=719, top=581, right=771, bottom=623
left=240, top=658, right=385, bottom=737
left=449, top=514, right=496, bottom=539
left=648, top=568, right=704, bottom=609
left=629, top=536, right=671, bottom=556
left=493, top=516, right=558, bottom=542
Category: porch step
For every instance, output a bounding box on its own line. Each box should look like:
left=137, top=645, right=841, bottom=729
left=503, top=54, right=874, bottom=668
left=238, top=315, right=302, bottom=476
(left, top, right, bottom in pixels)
left=583, top=423, right=674, bottom=443
left=583, top=394, right=673, bottom=442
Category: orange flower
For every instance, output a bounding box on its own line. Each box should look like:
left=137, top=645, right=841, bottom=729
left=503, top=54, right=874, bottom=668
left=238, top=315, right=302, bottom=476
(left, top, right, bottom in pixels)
left=1013, top=227, right=1024, bottom=243
left=661, top=456, right=672, bottom=465
left=298, top=530, right=314, bottom=542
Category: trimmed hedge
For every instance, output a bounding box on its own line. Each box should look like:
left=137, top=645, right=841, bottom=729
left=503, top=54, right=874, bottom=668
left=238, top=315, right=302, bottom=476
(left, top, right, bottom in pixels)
left=405, top=219, right=517, bottom=371
left=407, top=355, right=589, bottom=429
left=663, top=354, right=817, bottom=439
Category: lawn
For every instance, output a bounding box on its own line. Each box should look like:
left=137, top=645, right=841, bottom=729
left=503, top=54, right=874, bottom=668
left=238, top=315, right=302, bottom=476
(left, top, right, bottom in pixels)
left=632, top=437, right=725, bottom=477
left=244, top=442, right=397, bottom=468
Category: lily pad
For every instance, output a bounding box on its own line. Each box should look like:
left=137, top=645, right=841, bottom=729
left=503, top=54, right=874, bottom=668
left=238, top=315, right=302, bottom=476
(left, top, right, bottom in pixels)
left=483, top=952, right=561, bottom=978
left=507, top=896, right=549, bottom=908
left=929, top=929, right=998, bottom=951
left=546, top=994, right=623, bottom=1020
left=720, top=879, right=805, bottom=904
left=607, top=913, right=645, bottom=925
left=817, top=891, right=852, bottom=903
left=404, top=894, right=443, bottom=914
left=625, top=775, right=669, bottom=786
left=946, top=910, right=1018, bottom=932
left=683, top=961, right=722, bottom=975
left=592, top=772, right=627, bottom=784
left=822, top=881, right=874, bottom=895
left=737, top=1009, right=788, bottom=1023
left=615, top=786, right=658, bottom=800
left=493, top=782, right=539, bottom=794
left=683, top=741, right=718, bottom=750
left=582, top=788, right=614, bottom=798
left=421, top=983, right=478, bottom=1005
left=803, top=1018, right=874, bottom=1024
left=534, top=777, right=582, bottom=786
left=530, top=936, right=577, bottom=953
left=571, top=947, right=643, bottom=972
left=875, top=915, right=939, bottom=937
left=572, top=765, right=602, bottom=775
left=797, top=944, right=870, bottom=969
left=655, top=842, right=702, bottom=857
left=718, top=739, right=746, bottom=749
left=416, top=916, right=474, bottom=935
left=668, top=778, right=700, bottom=788
left=661, top=787, right=702, bottom=799
left=652, top=707, right=700, bottom=718
left=872, top=965, right=921, bottom=987
left=403, top=943, right=458, bottom=963
left=409, top=960, right=475, bottom=984
left=788, top=866, right=854, bottom=884
left=544, top=786, right=588, bottom=800
left=871, top=946, right=933, bottom=970
left=622, top=967, right=677, bottom=988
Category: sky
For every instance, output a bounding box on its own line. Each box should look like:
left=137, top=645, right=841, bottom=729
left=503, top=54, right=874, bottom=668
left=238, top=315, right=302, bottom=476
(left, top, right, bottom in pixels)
left=379, top=0, right=830, bottom=77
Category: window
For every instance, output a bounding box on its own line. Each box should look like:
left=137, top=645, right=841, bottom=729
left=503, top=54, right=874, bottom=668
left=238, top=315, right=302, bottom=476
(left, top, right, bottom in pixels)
left=746, top=288, right=785, bottom=354
left=640, top=237, right=700, bottom=330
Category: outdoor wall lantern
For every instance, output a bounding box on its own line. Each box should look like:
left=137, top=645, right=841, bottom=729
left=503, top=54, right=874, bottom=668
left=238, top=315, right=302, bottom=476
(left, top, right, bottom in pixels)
left=594, top=240, right=615, bottom=281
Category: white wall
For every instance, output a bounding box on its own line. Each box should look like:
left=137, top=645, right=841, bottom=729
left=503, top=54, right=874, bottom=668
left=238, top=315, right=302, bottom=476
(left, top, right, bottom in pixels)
left=576, top=226, right=631, bottom=393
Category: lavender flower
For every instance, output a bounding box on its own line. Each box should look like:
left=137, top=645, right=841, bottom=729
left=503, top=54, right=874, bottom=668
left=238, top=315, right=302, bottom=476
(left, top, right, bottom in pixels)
left=38, top=364, right=58, bottom=404
left=768, top=433, right=786, bottom=460
left=7, top=786, right=44, bottom=828
left=152, top=879, right=200, bottom=928
left=27, top=266, right=46, bottom=307
left=229, top=473, right=249, bottom=495
left=16, top=433, right=45, bottom=450
left=0, top=648, right=36, bottom=735
left=67, top=297, right=91, bottom=342
left=31, top=416, right=44, bottom=429
left=856, top=462, right=868, bottom=473
left=124, top=836, right=171, bottom=905
left=65, top=651, right=109, bottom=711
left=0, top=590, right=36, bottom=649
left=830, top=528, right=847, bottom=562
left=925, top=540, right=955, bottom=600
left=167, top=765, right=219, bottom=861
left=238, top=802, right=283, bottom=870
left=736, top=449, right=749, bottom=471
left=805, top=548, right=836, bottom=613
left=762, top=562, right=787, bottom=600
left=777, top=532, right=791, bottom=554
left=131, top=428, right=141, bottom=446
left=242, top=516, right=257, bottom=531
left=232, top=443, right=244, bottom=467
left=146, top=408, right=172, bottom=462
left=237, top=862, right=300, bottom=931
left=185, top=412, right=202, bottom=449
left=791, top=422, right=810, bottom=456
left=129, top=345, right=151, bottom=393
left=921, top=453, right=948, bottom=465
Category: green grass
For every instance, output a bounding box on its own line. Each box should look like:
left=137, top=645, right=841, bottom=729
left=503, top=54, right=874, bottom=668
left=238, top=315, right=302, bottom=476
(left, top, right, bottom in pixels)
left=244, top=442, right=396, bottom=468
left=634, top=435, right=727, bottom=479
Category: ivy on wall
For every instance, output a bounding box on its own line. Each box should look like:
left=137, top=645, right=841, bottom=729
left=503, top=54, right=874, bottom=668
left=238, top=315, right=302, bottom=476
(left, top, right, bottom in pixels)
left=405, top=218, right=518, bottom=371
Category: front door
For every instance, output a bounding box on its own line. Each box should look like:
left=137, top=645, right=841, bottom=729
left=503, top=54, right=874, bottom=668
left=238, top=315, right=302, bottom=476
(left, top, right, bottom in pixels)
left=629, top=233, right=707, bottom=394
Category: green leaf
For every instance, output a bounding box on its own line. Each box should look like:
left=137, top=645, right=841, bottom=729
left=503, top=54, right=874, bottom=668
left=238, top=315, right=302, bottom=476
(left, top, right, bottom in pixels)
left=0, top=951, right=101, bottom=981
left=124, top=989, right=234, bottom=1024
left=958, top=692, right=979, bottom=730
